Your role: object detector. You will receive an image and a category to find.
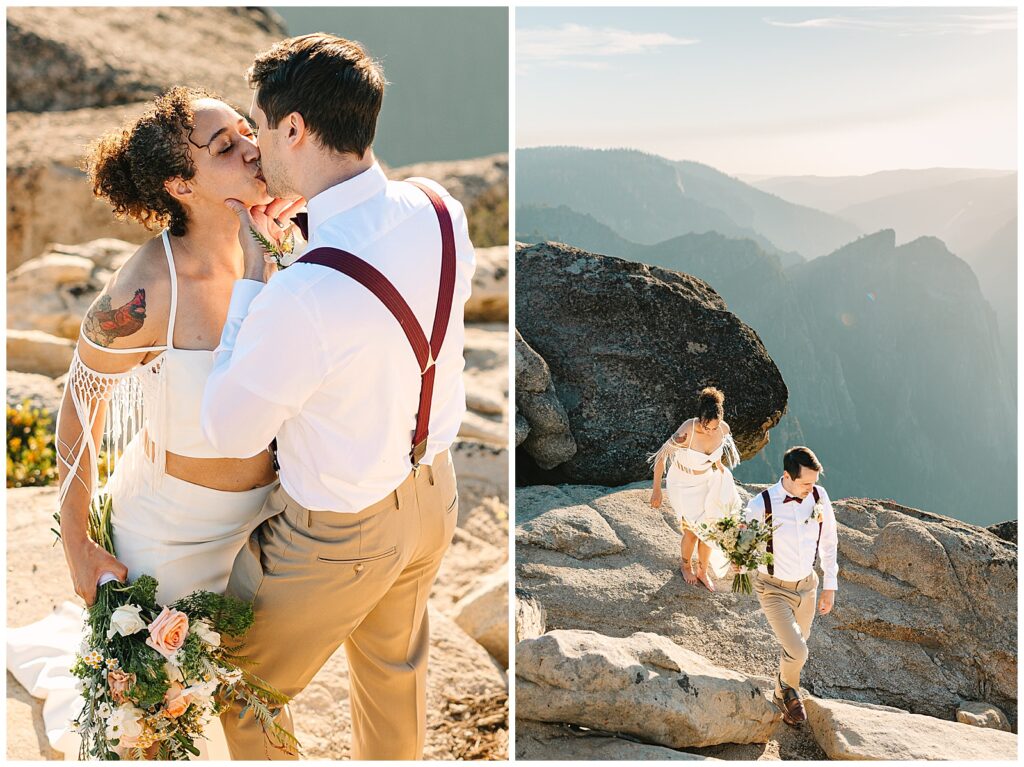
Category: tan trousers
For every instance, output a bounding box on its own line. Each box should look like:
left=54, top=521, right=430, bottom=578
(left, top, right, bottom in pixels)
left=753, top=570, right=818, bottom=697
left=220, top=451, right=459, bottom=760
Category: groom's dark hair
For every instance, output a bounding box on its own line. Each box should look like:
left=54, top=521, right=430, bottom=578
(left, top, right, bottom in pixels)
left=783, top=446, right=823, bottom=479
left=247, top=33, right=385, bottom=157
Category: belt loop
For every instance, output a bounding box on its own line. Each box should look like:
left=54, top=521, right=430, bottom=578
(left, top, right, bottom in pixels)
left=395, top=487, right=402, bottom=512
left=306, top=507, right=313, bottom=528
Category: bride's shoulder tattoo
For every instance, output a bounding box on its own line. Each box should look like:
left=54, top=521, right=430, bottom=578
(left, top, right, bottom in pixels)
left=83, top=289, right=147, bottom=347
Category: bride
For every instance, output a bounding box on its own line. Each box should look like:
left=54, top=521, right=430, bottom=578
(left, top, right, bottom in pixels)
left=650, top=387, right=740, bottom=592
left=6, top=86, right=303, bottom=759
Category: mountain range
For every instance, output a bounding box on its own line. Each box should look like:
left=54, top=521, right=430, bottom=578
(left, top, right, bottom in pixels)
left=517, top=148, right=1017, bottom=525
left=749, top=168, right=1017, bottom=374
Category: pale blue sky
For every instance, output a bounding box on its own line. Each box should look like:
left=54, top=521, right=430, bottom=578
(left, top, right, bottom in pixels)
left=517, top=7, right=1017, bottom=176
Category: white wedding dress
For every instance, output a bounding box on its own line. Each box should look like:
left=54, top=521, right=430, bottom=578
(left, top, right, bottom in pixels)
left=6, top=231, right=276, bottom=760
left=655, top=421, right=741, bottom=580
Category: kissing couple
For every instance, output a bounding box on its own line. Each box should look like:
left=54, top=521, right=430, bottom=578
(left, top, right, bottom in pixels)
left=650, top=388, right=839, bottom=726
left=8, top=33, right=476, bottom=760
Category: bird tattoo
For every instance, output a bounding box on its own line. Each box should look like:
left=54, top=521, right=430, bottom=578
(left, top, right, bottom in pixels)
left=84, top=289, right=147, bottom=347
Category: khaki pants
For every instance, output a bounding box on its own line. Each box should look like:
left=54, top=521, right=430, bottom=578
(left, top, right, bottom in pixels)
left=753, top=571, right=818, bottom=696
left=220, top=451, right=459, bottom=760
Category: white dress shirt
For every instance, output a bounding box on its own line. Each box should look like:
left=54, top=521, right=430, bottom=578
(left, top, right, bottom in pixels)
left=201, top=162, right=475, bottom=512
left=743, top=481, right=839, bottom=590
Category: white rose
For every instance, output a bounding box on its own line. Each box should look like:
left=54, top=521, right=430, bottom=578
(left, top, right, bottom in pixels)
left=106, top=604, right=147, bottom=640
left=104, top=703, right=144, bottom=743
left=191, top=618, right=221, bottom=648
left=184, top=677, right=220, bottom=705
left=165, top=660, right=185, bottom=684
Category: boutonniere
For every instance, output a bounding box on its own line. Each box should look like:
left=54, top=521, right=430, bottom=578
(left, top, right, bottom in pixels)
left=250, top=227, right=295, bottom=269
left=806, top=502, right=824, bottom=524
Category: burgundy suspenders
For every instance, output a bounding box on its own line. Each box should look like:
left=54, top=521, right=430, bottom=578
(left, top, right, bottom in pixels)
left=762, top=489, right=775, bottom=575
left=294, top=180, right=457, bottom=468
left=762, top=486, right=821, bottom=577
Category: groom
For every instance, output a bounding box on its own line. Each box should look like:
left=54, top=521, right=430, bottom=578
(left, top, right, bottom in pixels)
left=740, top=446, right=838, bottom=726
left=201, top=34, right=475, bottom=759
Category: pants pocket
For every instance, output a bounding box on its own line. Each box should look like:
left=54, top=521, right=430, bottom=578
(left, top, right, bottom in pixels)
left=228, top=527, right=267, bottom=604
left=317, top=546, right=398, bottom=565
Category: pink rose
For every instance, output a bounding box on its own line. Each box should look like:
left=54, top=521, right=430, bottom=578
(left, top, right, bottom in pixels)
left=738, top=523, right=748, bottom=531
left=146, top=607, right=189, bottom=660
left=107, top=669, right=136, bottom=704
left=163, top=681, right=192, bottom=719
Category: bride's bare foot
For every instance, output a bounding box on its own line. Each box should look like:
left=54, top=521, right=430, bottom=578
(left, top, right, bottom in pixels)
left=680, top=560, right=698, bottom=585
left=696, top=564, right=716, bottom=592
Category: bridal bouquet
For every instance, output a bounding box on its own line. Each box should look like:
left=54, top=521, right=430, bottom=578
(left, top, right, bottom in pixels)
left=56, top=496, right=299, bottom=760
left=697, top=511, right=779, bottom=595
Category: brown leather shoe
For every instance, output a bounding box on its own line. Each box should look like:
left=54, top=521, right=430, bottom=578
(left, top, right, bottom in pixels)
left=773, top=685, right=807, bottom=726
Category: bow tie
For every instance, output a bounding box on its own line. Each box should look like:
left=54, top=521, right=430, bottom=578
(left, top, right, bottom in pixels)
left=783, top=495, right=804, bottom=504
left=291, top=212, right=309, bottom=240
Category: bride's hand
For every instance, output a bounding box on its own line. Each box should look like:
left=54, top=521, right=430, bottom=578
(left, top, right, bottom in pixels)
left=63, top=535, right=128, bottom=606
left=650, top=488, right=663, bottom=508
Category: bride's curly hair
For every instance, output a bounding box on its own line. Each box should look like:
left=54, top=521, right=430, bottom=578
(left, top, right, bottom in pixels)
left=83, top=86, right=216, bottom=236
left=696, top=386, right=725, bottom=425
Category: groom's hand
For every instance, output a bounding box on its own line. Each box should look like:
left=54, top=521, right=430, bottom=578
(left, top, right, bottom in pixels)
left=225, top=196, right=306, bottom=282
left=818, top=589, right=836, bottom=615
left=63, top=536, right=128, bottom=606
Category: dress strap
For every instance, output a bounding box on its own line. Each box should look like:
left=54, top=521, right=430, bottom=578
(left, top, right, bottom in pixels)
left=161, top=230, right=178, bottom=350
left=79, top=334, right=167, bottom=354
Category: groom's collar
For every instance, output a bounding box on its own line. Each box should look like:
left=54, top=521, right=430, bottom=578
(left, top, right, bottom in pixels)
left=306, top=162, right=388, bottom=236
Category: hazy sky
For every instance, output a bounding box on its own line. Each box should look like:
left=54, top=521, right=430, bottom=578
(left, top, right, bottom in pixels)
left=274, top=7, right=507, bottom=166
left=517, top=7, right=1017, bottom=177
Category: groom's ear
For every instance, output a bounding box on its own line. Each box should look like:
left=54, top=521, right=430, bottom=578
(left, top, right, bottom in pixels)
left=285, top=112, right=306, bottom=147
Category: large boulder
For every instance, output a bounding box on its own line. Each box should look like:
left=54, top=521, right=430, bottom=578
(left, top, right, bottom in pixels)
left=516, top=630, right=779, bottom=748
left=464, top=246, right=508, bottom=323
left=452, top=567, right=509, bottom=667
left=516, top=242, right=787, bottom=485
left=7, top=252, right=103, bottom=339
left=6, top=371, right=64, bottom=415
left=957, top=701, right=1013, bottom=732
left=7, top=105, right=155, bottom=270
left=7, top=7, right=286, bottom=113
left=514, top=588, right=547, bottom=643
left=515, top=330, right=576, bottom=470
left=7, top=329, right=75, bottom=378
left=804, top=696, right=1017, bottom=760
left=516, top=485, right=625, bottom=560
left=988, top=520, right=1017, bottom=543
left=516, top=720, right=712, bottom=760
left=516, top=481, right=1018, bottom=727
left=390, top=154, right=508, bottom=214
left=461, top=324, right=508, bottom=447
